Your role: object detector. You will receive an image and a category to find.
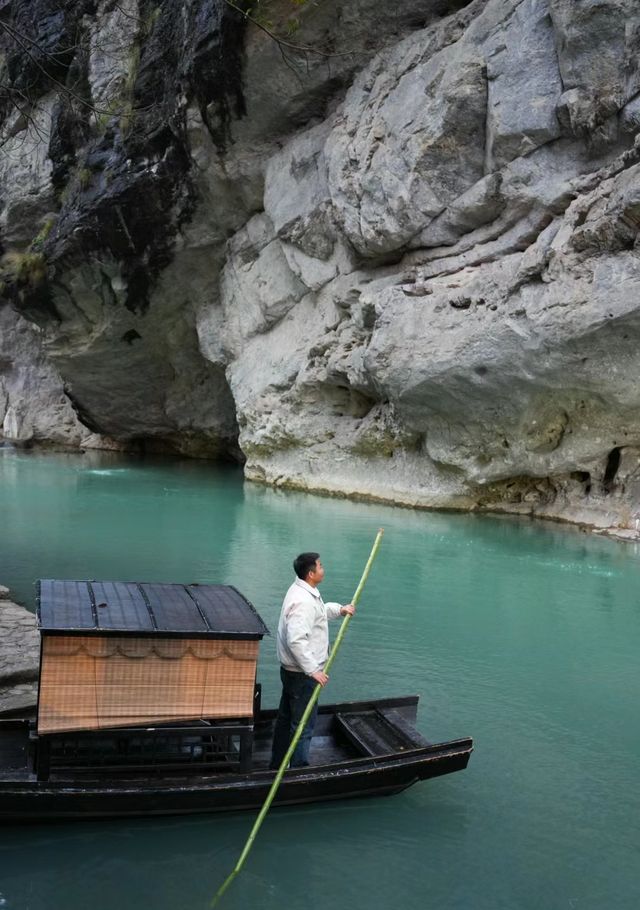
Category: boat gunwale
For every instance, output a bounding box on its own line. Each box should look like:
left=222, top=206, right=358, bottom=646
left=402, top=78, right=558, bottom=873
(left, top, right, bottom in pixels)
left=0, top=738, right=473, bottom=794
left=0, top=695, right=472, bottom=794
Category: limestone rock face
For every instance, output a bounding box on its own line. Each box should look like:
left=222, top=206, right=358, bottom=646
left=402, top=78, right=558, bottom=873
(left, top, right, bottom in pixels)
left=326, top=25, right=489, bottom=256
left=0, top=590, right=39, bottom=716
left=2, top=0, right=640, bottom=532
left=0, top=304, right=87, bottom=447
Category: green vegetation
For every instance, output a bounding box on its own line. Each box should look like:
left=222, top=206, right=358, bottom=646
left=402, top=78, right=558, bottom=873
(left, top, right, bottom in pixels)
left=119, top=101, right=135, bottom=136
left=227, top=0, right=312, bottom=41
left=29, top=217, right=55, bottom=252
left=123, top=44, right=141, bottom=98
left=0, top=251, right=47, bottom=288
left=78, top=167, right=92, bottom=189
left=58, top=180, right=73, bottom=204
left=117, top=38, right=142, bottom=136
left=142, top=6, right=161, bottom=37
left=94, top=96, right=124, bottom=131
left=93, top=19, right=147, bottom=139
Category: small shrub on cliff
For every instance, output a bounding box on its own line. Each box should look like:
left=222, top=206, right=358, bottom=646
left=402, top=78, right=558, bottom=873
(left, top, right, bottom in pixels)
left=0, top=251, right=54, bottom=321
left=78, top=168, right=92, bottom=189
left=0, top=252, right=47, bottom=289
left=30, top=217, right=55, bottom=252
left=226, top=0, right=311, bottom=43
left=142, top=6, right=162, bottom=37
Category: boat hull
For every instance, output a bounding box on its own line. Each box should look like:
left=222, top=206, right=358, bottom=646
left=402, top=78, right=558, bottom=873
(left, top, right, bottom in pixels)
left=0, top=697, right=472, bottom=822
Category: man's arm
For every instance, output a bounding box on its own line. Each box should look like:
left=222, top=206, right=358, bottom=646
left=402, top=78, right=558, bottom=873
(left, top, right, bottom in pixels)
left=325, top=601, right=355, bottom=620
left=311, top=602, right=355, bottom=687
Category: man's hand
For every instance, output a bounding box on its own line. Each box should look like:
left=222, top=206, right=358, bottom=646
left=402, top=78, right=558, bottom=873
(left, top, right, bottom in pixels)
left=340, top=603, right=355, bottom=617
left=311, top=670, right=329, bottom=686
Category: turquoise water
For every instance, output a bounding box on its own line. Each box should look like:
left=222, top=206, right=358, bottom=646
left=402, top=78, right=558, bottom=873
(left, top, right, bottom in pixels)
left=0, top=448, right=639, bottom=910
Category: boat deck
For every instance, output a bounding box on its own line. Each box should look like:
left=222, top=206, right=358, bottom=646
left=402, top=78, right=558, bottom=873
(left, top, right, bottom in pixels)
left=0, top=699, right=428, bottom=783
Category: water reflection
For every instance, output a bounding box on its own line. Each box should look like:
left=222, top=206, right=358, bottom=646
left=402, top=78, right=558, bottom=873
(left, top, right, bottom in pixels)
left=0, top=450, right=245, bottom=607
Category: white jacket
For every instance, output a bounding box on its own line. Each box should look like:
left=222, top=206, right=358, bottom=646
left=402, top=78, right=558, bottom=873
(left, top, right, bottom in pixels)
left=276, top=578, right=343, bottom=675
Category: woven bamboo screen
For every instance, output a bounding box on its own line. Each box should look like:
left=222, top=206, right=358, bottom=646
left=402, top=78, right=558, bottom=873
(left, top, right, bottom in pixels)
left=37, top=636, right=259, bottom=734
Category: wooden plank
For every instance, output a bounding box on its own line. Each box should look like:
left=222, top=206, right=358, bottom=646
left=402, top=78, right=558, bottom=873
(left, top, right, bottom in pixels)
left=335, top=709, right=427, bottom=757
left=335, top=713, right=372, bottom=755
left=377, top=707, right=430, bottom=747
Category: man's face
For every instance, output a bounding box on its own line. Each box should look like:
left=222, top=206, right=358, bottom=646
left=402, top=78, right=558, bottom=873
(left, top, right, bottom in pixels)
left=308, top=559, right=325, bottom=585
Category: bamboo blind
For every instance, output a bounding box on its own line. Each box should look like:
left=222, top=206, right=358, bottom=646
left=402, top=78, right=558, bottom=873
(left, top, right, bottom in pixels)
left=37, top=636, right=259, bottom=734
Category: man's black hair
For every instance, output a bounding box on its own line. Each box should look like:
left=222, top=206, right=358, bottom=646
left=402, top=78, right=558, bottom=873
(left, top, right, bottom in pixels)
left=293, top=552, right=320, bottom=580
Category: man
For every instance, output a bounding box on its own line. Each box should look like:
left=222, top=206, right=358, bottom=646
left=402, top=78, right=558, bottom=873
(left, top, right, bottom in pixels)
left=269, top=552, right=355, bottom=770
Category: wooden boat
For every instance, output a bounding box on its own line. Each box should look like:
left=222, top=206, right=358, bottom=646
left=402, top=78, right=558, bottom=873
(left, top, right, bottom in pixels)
left=0, top=697, right=472, bottom=821
left=0, top=580, right=472, bottom=822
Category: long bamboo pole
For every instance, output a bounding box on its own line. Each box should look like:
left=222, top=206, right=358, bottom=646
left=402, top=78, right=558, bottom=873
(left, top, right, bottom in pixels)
left=211, top=528, right=385, bottom=907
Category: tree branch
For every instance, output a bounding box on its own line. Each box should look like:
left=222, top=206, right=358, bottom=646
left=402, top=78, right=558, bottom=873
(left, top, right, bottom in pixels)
left=222, top=0, right=362, bottom=59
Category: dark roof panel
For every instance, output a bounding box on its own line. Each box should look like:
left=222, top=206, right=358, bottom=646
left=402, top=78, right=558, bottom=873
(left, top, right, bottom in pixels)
left=91, top=581, right=155, bottom=632
left=37, top=580, right=269, bottom=639
left=141, top=583, right=207, bottom=634
left=39, top=579, right=95, bottom=631
left=190, top=585, right=267, bottom=636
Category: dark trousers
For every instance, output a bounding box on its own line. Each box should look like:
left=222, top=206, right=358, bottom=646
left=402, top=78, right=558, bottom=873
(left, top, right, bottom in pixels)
left=269, top=667, right=318, bottom=769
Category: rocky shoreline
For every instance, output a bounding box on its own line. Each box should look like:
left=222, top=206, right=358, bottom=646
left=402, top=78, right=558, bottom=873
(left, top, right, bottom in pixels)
left=0, top=585, right=39, bottom=716
left=242, top=464, right=640, bottom=544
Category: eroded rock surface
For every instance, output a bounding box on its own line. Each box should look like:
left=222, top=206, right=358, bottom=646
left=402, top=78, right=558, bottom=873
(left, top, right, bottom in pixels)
left=0, top=587, right=39, bottom=715
left=2, top=0, right=640, bottom=533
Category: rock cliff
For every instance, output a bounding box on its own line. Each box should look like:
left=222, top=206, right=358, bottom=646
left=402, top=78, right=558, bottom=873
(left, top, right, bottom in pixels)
left=2, top=0, right=640, bottom=534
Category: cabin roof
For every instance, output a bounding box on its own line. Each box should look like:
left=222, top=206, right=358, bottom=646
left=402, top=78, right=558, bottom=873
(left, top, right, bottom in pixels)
left=37, top=580, right=270, bottom=639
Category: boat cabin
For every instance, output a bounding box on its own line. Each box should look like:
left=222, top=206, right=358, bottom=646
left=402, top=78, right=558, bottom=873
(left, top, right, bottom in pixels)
left=34, top=579, right=269, bottom=780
